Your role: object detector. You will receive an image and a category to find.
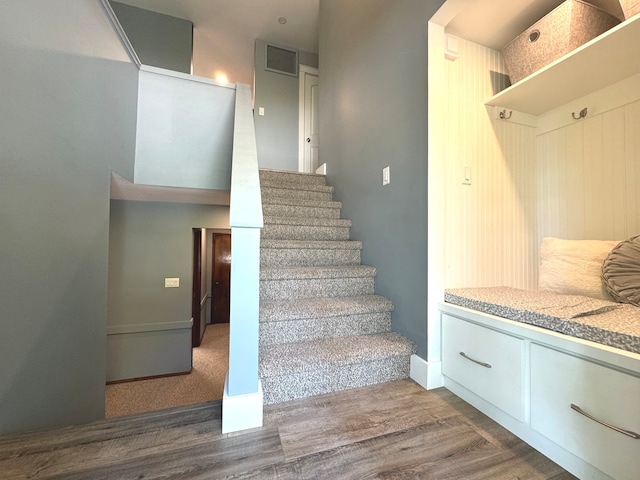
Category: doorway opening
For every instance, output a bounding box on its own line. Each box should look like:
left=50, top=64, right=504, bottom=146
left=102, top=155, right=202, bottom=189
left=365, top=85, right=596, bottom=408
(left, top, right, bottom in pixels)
left=298, top=64, right=319, bottom=173
left=105, top=228, right=231, bottom=418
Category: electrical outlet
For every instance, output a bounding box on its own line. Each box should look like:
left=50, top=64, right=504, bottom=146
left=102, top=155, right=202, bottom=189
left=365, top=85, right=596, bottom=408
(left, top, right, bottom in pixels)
left=164, top=277, right=180, bottom=288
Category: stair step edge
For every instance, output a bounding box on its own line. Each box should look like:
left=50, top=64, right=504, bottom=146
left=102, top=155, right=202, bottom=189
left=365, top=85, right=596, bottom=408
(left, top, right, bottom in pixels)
left=261, top=239, right=362, bottom=250
left=260, top=295, right=393, bottom=320
left=259, top=169, right=326, bottom=182
left=261, top=183, right=334, bottom=194
left=262, top=198, right=342, bottom=209
left=260, top=265, right=376, bottom=280
left=263, top=216, right=351, bottom=227
left=259, top=333, right=415, bottom=376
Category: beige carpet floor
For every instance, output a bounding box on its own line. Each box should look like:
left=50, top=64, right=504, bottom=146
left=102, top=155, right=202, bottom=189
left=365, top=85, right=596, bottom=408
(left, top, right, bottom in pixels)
left=105, top=323, right=229, bottom=418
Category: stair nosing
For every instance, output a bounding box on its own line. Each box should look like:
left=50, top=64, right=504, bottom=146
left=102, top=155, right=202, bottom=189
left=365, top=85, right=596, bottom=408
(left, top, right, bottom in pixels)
left=260, top=239, right=362, bottom=250
left=259, top=169, right=325, bottom=179
left=261, top=184, right=334, bottom=194
left=261, top=198, right=342, bottom=209
left=259, top=333, right=415, bottom=376
left=260, top=295, right=393, bottom=321
left=260, top=265, right=376, bottom=281
left=263, top=216, right=351, bottom=227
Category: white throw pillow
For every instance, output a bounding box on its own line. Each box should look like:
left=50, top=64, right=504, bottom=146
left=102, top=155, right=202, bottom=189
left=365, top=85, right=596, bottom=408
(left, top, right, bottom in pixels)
left=538, top=237, right=619, bottom=300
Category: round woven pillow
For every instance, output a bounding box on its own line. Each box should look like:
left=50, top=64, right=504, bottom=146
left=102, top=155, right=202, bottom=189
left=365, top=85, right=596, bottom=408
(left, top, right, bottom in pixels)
left=602, top=235, right=640, bottom=306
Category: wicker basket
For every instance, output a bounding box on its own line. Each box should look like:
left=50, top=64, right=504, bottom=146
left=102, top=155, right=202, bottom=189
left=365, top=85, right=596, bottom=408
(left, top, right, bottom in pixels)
left=502, top=0, right=620, bottom=84
left=620, top=0, right=640, bottom=19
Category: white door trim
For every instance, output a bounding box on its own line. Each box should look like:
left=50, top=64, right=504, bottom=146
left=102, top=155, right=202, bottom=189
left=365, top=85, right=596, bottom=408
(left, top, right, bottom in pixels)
left=298, top=65, right=319, bottom=172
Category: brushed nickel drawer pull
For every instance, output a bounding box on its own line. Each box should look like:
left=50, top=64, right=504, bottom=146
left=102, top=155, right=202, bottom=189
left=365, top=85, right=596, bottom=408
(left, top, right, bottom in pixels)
left=459, top=351, right=492, bottom=369
left=571, top=404, right=640, bottom=439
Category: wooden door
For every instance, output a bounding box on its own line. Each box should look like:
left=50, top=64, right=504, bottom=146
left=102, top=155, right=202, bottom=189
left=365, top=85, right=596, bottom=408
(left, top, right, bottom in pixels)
left=211, top=233, right=231, bottom=324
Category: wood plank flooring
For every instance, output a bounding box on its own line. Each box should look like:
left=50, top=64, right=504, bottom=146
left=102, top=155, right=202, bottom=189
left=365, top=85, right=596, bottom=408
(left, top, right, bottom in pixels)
left=0, top=380, right=577, bottom=479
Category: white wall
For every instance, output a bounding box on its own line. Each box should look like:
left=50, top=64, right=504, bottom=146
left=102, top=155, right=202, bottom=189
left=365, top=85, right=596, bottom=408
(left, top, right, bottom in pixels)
left=536, top=74, right=640, bottom=243
left=441, top=36, right=538, bottom=291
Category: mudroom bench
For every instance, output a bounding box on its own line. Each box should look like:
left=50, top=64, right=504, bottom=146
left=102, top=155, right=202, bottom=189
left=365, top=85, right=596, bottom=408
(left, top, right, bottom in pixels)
left=439, top=287, right=640, bottom=480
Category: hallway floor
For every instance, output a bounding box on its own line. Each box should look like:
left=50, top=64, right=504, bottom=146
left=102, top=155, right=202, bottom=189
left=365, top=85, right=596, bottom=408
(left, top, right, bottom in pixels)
left=2, top=379, right=576, bottom=479
left=105, top=323, right=229, bottom=417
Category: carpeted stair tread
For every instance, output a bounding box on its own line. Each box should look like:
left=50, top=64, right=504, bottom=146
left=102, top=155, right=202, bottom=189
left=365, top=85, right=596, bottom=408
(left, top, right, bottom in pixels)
left=261, top=265, right=376, bottom=281
left=261, top=239, right=362, bottom=250
left=257, top=168, right=414, bottom=404
left=261, top=241, right=361, bottom=267
left=263, top=203, right=341, bottom=220
left=261, top=197, right=341, bottom=209
left=259, top=333, right=415, bottom=377
left=262, top=188, right=333, bottom=202
left=260, top=295, right=393, bottom=322
left=259, top=312, right=392, bottom=346
left=259, top=169, right=326, bottom=186
left=263, top=216, right=351, bottom=228
left=261, top=182, right=334, bottom=194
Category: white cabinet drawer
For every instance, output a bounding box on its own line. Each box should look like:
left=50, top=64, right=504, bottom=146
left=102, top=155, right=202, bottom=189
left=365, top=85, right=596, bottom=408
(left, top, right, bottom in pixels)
left=531, top=344, right=640, bottom=480
left=442, top=314, right=524, bottom=421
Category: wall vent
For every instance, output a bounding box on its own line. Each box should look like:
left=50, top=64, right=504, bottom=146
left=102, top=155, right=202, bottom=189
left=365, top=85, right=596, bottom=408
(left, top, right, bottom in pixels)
left=265, top=43, right=298, bottom=77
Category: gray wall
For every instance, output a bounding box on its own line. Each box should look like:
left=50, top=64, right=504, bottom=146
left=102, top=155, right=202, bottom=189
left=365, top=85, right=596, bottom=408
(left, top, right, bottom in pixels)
left=318, top=0, right=444, bottom=359
left=110, top=1, right=193, bottom=73
left=0, top=1, right=138, bottom=434
left=107, top=201, right=229, bottom=381
left=254, top=39, right=319, bottom=171
left=134, top=70, right=235, bottom=190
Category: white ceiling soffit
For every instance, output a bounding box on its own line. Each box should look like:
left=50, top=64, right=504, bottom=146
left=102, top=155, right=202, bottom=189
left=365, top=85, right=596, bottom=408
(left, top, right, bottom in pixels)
left=444, top=0, right=625, bottom=50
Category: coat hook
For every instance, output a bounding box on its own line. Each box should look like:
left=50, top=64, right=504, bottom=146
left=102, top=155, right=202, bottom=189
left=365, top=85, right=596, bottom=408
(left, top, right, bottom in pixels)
left=572, top=107, right=588, bottom=119
left=499, top=109, right=512, bottom=119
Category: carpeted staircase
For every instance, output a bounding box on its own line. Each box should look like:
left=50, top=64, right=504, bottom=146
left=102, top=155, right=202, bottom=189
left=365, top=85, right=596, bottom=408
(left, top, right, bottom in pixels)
left=258, top=169, right=415, bottom=404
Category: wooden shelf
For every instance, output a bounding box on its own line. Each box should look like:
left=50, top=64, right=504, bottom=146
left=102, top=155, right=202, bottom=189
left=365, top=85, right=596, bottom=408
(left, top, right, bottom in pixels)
left=486, top=14, right=640, bottom=115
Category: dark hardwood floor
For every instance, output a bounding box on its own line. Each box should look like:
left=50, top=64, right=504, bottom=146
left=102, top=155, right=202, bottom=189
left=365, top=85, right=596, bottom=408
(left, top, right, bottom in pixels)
left=0, top=380, right=576, bottom=479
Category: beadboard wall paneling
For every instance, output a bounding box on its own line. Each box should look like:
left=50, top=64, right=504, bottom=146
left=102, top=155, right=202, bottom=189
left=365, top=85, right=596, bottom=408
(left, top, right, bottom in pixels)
left=444, top=37, right=538, bottom=291
left=536, top=98, right=640, bottom=243
left=625, top=101, right=640, bottom=235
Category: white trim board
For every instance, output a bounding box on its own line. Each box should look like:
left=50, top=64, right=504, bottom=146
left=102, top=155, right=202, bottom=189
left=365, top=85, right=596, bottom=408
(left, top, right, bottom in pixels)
left=222, top=377, right=263, bottom=434
left=110, top=172, right=230, bottom=205
left=107, top=319, right=193, bottom=335
left=410, top=354, right=444, bottom=391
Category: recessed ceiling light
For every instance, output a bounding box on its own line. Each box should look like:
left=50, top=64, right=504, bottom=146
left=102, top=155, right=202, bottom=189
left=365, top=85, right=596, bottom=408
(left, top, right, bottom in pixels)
left=278, top=17, right=287, bottom=24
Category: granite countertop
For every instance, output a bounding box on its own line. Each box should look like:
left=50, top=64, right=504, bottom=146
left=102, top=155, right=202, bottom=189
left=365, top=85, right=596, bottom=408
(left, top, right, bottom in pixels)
left=444, top=287, right=640, bottom=355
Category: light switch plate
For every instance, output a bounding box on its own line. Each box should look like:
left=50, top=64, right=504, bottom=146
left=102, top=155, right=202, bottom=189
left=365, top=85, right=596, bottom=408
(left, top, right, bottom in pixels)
left=164, top=277, right=180, bottom=288
left=462, top=165, right=472, bottom=185
left=382, top=166, right=390, bottom=185
left=258, top=107, right=265, bottom=116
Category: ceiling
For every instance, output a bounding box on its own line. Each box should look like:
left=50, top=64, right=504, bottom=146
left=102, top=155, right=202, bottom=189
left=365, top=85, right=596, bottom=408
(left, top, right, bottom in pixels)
left=114, top=0, right=319, bottom=84
left=113, top=0, right=625, bottom=83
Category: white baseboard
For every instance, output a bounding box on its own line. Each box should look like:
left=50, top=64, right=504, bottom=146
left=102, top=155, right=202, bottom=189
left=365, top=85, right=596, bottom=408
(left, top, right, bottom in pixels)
left=315, top=163, right=327, bottom=175
left=426, top=359, right=444, bottom=389
left=222, top=375, right=263, bottom=434
left=409, top=354, right=444, bottom=390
